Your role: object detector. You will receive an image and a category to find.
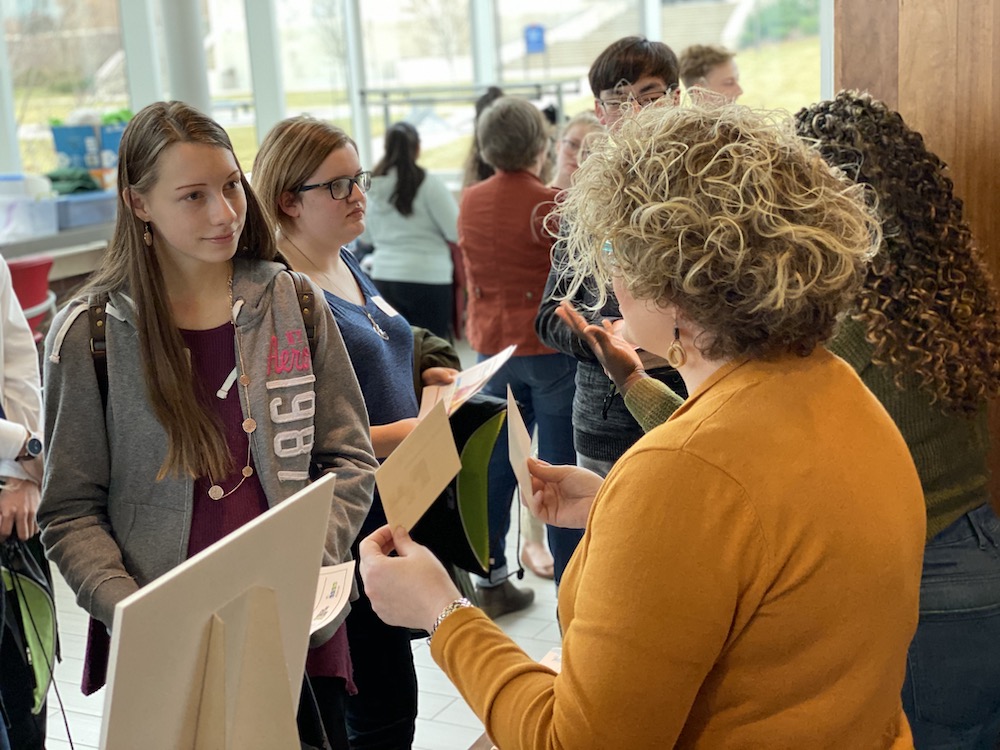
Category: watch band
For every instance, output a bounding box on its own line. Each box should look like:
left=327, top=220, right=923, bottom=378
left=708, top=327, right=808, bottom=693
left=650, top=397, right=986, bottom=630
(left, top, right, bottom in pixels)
left=428, top=597, right=473, bottom=644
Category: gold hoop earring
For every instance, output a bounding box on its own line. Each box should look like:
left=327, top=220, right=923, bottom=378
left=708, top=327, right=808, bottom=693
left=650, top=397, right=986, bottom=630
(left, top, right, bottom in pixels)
left=143, top=222, right=153, bottom=247
left=666, top=322, right=687, bottom=368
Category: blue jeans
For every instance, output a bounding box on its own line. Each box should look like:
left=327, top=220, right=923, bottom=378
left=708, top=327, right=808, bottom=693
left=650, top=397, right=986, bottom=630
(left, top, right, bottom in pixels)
left=479, top=353, right=580, bottom=585
left=902, top=503, right=1000, bottom=749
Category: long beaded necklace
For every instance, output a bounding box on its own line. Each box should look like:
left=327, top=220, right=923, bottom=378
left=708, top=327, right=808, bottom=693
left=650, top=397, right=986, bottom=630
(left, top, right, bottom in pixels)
left=206, top=271, right=257, bottom=501
left=282, top=235, right=389, bottom=340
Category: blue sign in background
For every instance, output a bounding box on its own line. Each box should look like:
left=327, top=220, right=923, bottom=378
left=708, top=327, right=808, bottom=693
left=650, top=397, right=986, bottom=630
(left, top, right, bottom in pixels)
left=524, top=24, right=545, bottom=54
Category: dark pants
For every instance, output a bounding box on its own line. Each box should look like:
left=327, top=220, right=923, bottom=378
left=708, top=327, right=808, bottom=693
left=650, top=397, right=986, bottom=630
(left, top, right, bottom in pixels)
left=373, top=279, right=452, bottom=341
left=480, top=352, right=580, bottom=585
left=902, top=503, right=1000, bottom=749
left=345, top=573, right=418, bottom=749
left=299, top=675, right=349, bottom=750
left=311, top=677, right=350, bottom=750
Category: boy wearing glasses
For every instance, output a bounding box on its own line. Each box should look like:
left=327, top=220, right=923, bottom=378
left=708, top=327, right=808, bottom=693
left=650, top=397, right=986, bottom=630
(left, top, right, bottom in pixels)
left=590, top=36, right=681, bottom=126
left=536, top=36, right=688, bottom=486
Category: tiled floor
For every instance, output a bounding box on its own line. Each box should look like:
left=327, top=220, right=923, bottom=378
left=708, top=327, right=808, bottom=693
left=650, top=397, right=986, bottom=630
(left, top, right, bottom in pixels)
left=43, top=530, right=561, bottom=750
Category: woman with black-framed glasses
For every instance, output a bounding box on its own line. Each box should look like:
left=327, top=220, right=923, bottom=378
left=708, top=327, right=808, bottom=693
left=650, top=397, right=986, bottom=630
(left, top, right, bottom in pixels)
left=297, top=170, right=373, bottom=201
left=253, top=115, right=457, bottom=750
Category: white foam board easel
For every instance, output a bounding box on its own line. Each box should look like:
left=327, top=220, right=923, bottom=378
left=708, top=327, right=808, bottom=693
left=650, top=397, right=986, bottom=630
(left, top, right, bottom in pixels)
left=100, top=473, right=338, bottom=750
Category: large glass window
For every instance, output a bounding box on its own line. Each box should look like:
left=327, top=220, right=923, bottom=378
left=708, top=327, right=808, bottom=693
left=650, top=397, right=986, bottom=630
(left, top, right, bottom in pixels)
left=664, top=0, right=821, bottom=112
left=203, top=0, right=257, bottom=168
left=355, top=0, right=475, bottom=174
left=494, top=0, right=646, bottom=138
left=274, top=0, right=352, bottom=135
left=1, top=0, right=826, bottom=191
left=4, top=0, right=127, bottom=177
left=497, top=0, right=644, bottom=95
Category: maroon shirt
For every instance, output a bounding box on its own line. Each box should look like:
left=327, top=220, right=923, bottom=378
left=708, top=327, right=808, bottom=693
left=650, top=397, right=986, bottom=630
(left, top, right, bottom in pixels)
left=185, top=323, right=270, bottom=556
left=184, top=323, right=353, bottom=689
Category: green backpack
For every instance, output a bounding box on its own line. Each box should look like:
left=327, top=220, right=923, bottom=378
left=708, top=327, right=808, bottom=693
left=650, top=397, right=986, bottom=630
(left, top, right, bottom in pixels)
left=410, top=392, right=507, bottom=577
left=1, top=536, right=58, bottom=717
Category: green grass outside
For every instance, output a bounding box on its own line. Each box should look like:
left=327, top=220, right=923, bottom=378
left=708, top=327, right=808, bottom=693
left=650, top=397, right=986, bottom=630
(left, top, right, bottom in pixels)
left=735, top=36, right=821, bottom=115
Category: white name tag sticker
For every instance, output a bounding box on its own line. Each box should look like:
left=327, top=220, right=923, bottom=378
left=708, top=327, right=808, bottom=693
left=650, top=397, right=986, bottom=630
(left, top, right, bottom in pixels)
left=371, top=296, right=400, bottom=317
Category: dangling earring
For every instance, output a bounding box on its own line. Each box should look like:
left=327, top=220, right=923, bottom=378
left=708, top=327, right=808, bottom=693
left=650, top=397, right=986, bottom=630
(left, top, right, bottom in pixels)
left=666, top=320, right=687, bottom=368
left=143, top=222, right=153, bottom=247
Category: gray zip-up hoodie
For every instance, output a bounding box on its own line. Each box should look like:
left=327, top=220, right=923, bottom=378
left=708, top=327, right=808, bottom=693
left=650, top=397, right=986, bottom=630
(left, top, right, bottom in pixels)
left=39, top=259, right=377, bottom=639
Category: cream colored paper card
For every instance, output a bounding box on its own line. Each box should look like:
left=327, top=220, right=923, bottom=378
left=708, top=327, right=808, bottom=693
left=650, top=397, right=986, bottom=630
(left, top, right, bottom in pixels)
left=444, top=344, right=516, bottom=415
left=418, top=383, right=452, bottom=420
left=506, top=385, right=533, bottom=506
left=375, top=401, right=461, bottom=531
left=310, top=560, right=355, bottom=635
left=539, top=647, right=563, bottom=673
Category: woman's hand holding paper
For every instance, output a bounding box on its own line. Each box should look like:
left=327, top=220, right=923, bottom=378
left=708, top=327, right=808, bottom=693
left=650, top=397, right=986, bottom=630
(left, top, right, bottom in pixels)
left=421, top=367, right=459, bottom=387
left=360, top=524, right=461, bottom=633
left=525, top=457, right=603, bottom=530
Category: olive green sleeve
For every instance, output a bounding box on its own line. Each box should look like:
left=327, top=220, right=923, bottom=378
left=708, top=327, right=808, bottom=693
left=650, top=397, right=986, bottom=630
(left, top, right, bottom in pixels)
left=622, top=375, right=685, bottom=433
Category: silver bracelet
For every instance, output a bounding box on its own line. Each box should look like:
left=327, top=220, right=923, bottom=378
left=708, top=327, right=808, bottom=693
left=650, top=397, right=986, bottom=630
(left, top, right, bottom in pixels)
left=428, top=597, right=473, bottom=645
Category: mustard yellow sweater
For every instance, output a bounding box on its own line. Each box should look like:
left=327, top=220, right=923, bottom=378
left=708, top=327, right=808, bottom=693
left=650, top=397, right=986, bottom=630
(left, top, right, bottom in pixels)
left=432, top=350, right=925, bottom=749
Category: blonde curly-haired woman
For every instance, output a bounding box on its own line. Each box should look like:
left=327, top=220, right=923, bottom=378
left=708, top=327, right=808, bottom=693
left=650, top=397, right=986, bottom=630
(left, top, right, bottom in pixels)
left=357, top=104, right=926, bottom=749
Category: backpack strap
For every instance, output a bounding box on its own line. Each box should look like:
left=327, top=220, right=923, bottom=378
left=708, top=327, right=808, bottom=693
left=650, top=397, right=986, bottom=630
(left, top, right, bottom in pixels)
left=286, top=270, right=317, bottom=352
left=87, top=274, right=316, bottom=404
left=88, top=294, right=109, bottom=411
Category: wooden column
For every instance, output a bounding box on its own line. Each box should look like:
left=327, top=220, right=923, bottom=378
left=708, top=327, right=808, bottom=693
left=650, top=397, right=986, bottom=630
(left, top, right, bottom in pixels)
left=835, top=0, right=1000, bottom=504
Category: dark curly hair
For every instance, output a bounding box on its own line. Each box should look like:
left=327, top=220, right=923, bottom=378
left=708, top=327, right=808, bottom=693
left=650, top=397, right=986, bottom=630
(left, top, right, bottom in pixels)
left=795, top=91, right=1000, bottom=415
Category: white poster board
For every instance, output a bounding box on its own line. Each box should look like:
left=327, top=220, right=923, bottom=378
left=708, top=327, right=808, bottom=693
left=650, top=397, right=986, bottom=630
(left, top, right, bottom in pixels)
left=100, top=474, right=338, bottom=750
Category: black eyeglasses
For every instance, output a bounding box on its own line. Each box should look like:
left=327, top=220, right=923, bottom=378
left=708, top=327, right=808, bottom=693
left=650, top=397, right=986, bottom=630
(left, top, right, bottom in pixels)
left=297, top=171, right=372, bottom=200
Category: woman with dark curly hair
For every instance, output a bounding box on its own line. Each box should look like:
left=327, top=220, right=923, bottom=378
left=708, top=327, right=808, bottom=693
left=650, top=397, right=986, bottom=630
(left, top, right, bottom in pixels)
left=356, top=104, right=927, bottom=748
left=795, top=91, right=1000, bottom=750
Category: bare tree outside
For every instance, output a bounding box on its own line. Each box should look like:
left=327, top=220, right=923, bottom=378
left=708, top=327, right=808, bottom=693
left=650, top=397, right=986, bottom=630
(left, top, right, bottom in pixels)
left=309, top=0, right=348, bottom=93
left=404, top=0, right=470, bottom=77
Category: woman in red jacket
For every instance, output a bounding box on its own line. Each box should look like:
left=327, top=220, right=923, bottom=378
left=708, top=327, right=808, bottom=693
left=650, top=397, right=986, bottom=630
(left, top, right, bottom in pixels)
left=458, top=96, right=579, bottom=614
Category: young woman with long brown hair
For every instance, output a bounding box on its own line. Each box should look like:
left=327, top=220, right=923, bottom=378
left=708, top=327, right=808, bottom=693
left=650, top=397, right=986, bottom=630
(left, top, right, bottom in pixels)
left=39, top=101, right=377, bottom=749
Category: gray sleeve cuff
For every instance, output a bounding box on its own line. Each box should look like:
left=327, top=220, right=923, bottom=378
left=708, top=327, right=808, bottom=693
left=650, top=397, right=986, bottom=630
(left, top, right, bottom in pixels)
left=89, top=574, right=140, bottom=629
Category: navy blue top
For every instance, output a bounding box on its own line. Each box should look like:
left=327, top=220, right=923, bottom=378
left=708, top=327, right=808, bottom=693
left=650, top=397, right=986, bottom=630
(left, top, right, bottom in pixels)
left=325, top=248, right=418, bottom=535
